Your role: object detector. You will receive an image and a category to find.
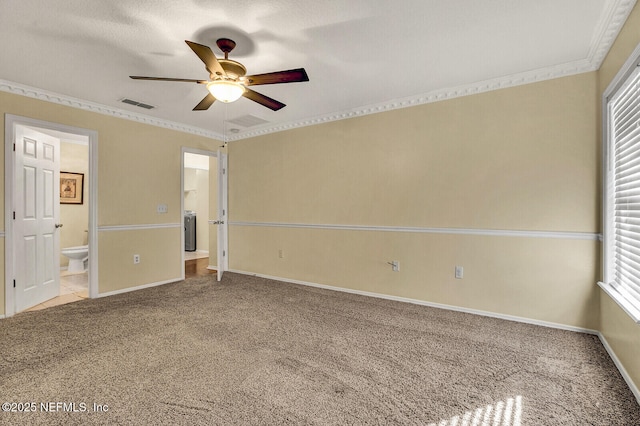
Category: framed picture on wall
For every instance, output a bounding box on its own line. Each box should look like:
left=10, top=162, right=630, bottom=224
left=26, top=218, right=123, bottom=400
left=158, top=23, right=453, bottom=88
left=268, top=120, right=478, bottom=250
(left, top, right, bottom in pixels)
left=60, top=172, right=84, bottom=204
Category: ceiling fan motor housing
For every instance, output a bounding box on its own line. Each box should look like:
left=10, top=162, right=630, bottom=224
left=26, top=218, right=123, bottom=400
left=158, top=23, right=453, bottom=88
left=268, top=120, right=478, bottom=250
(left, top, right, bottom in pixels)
left=216, top=59, right=247, bottom=80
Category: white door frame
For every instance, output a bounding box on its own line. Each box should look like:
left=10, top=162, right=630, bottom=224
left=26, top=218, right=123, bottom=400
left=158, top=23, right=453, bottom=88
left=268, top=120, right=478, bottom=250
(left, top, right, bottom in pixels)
left=181, top=147, right=228, bottom=279
left=4, top=115, right=98, bottom=317
left=217, top=151, right=228, bottom=280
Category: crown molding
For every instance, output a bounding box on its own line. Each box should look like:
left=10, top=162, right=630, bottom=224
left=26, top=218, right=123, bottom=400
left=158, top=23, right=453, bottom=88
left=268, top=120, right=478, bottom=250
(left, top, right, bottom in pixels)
left=228, top=59, right=597, bottom=141
left=0, top=80, right=223, bottom=141
left=227, top=0, right=637, bottom=141
left=0, top=1, right=636, bottom=142
left=587, top=0, right=638, bottom=69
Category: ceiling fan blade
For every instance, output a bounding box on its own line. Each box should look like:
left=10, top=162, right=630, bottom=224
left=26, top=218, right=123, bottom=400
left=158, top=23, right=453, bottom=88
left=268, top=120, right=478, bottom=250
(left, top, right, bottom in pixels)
left=243, top=88, right=286, bottom=111
left=130, top=76, right=208, bottom=84
left=243, top=68, right=309, bottom=86
left=185, top=40, right=227, bottom=77
left=193, top=93, right=216, bottom=111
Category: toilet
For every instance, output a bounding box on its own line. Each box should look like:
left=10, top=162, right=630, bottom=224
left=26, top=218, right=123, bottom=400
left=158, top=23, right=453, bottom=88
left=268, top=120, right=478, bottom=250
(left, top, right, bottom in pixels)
left=61, top=245, right=89, bottom=273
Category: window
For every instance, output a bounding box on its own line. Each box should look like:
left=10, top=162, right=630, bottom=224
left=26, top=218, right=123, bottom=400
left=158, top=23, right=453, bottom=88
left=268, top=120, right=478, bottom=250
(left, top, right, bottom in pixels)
left=602, top=52, right=640, bottom=323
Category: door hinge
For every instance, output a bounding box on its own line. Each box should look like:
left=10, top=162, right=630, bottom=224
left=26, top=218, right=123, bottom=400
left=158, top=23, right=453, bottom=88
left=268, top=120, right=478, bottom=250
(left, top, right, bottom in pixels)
left=13, top=143, right=16, bottom=152
left=13, top=279, right=16, bottom=288
left=223, top=250, right=226, bottom=257
left=13, top=211, right=15, bottom=220
left=223, top=168, right=226, bottom=175
left=223, top=209, right=225, bottom=216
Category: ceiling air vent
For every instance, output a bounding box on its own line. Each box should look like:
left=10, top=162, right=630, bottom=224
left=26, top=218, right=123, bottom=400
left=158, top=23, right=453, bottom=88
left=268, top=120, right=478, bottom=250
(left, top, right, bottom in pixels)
left=121, top=98, right=155, bottom=110
left=228, top=114, right=269, bottom=128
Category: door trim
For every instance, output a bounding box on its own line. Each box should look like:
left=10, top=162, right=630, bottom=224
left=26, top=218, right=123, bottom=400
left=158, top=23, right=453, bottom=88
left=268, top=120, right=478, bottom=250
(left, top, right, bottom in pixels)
left=4, top=114, right=98, bottom=317
left=217, top=151, right=228, bottom=280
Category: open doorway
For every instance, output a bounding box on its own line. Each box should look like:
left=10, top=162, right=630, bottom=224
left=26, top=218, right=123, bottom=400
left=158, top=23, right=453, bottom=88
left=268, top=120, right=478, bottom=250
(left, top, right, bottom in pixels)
left=182, top=147, right=227, bottom=280
left=183, top=151, right=216, bottom=278
left=4, top=115, right=97, bottom=317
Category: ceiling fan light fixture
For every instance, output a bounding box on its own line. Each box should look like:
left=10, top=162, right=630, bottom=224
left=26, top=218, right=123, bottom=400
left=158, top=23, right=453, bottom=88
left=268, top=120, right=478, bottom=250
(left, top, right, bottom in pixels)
left=206, top=80, right=245, bottom=103
left=132, top=39, right=308, bottom=111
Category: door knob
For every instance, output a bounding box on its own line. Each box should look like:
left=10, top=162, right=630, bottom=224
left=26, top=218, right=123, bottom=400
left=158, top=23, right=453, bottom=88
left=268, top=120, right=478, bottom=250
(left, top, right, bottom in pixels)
left=55, top=223, right=63, bottom=228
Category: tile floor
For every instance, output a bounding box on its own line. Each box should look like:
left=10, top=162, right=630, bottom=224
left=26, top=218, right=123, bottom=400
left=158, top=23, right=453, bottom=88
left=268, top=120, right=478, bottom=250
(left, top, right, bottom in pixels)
left=26, top=271, right=89, bottom=312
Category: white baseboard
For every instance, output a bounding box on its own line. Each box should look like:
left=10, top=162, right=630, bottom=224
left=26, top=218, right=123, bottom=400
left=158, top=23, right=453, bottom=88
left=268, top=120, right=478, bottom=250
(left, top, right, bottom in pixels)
left=96, top=277, right=183, bottom=298
left=230, top=269, right=640, bottom=402
left=598, top=333, right=640, bottom=405
left=228, top=269, right=598, bottom=335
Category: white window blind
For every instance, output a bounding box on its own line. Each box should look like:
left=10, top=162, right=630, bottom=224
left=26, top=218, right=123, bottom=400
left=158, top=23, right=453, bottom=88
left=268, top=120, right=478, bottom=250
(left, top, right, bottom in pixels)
left=606, top=61, right=640, bottom=321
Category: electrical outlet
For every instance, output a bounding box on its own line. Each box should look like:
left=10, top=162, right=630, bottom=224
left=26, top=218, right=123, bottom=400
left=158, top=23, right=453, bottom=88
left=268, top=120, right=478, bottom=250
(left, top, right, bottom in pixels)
left=390, top=261, right=400, bottom=272
left=133, top=254, right=140, bottom=264
left=455, top=265, right=463, bottom=279
left=278, top=249, right=284, bottom=259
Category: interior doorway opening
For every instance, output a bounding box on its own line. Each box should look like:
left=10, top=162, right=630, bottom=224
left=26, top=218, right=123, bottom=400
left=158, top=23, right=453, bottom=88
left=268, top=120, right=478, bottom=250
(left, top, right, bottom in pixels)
left=181, top=147, right=227, bottom=281
left=4, top=115, right=98, bottom=317
left=183, top=151, right=216, bottom=278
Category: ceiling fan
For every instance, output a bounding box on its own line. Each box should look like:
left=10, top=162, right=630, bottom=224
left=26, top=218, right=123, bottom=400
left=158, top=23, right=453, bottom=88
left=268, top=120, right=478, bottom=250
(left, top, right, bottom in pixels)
left=130, top=38, right=309, bottom=111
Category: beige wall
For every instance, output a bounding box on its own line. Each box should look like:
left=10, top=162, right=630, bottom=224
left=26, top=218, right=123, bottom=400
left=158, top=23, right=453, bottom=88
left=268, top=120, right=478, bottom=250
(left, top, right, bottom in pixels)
left=60, top=141, right=89, bottom=267
left=98, top=227, right=182, bottom=293
left=597, top=2, right=640, bottom=394
left=229, top=71, right=599, bottom=330
left=0, top=90, right=222, bottom=312
left=231, top=226, right=599, bottom=328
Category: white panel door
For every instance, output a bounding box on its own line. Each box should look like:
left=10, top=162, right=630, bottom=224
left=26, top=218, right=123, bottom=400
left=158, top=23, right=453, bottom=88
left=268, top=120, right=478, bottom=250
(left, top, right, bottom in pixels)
left=14, top=126, right=61, bottom=312
left=217, top=151, right=228, bottom=282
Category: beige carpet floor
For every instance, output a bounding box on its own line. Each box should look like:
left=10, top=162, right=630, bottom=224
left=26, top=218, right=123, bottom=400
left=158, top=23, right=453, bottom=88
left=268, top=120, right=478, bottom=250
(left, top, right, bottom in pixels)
left=0, top=272, right=638, bottom=425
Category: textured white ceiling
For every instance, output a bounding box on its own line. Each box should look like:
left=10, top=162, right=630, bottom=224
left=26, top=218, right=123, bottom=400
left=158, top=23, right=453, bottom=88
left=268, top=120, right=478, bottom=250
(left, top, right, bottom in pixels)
left=0, top=0, right=636, bottom=140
